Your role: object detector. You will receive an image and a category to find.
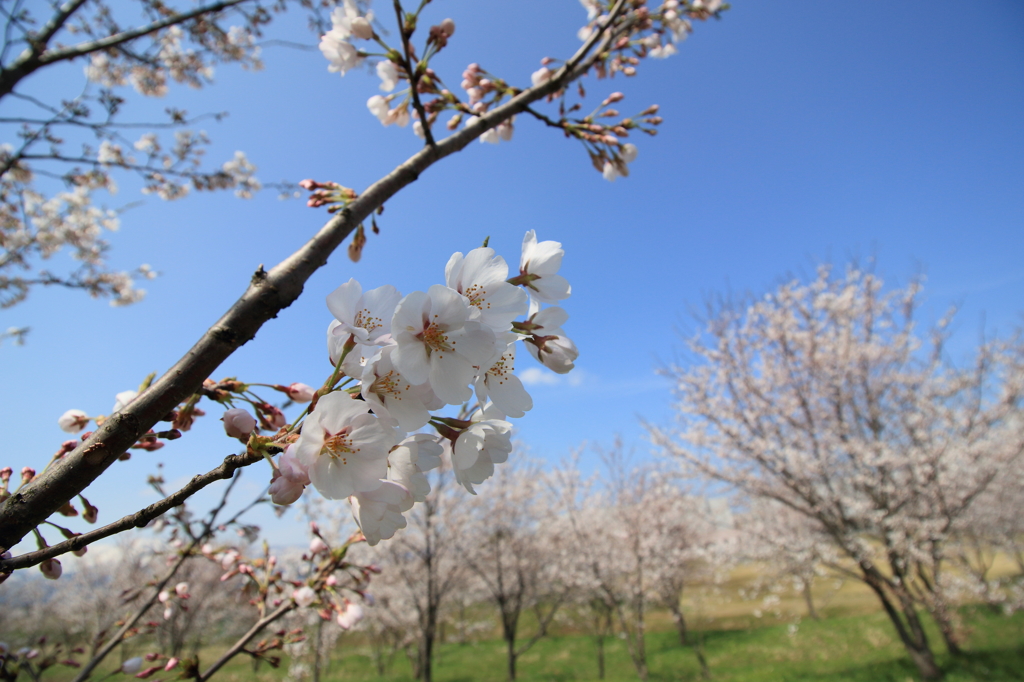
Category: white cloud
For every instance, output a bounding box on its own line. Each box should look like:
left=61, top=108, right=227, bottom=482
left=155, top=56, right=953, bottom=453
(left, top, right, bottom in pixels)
left=519, top=367, right=587, bottom=387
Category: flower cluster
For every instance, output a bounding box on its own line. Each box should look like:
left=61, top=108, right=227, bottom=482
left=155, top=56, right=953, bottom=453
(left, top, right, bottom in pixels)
left=272, top=231, right=576, bottom=544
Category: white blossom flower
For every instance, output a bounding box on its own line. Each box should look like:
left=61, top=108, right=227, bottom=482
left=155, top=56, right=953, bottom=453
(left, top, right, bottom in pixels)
left=531, top=66, right=553, bottom=88
left=97, top=141, right=124, bottom=165
left=294, top=392, right=396, bottom=499
left=326, top=279, right=402, bottom=347
left=368, top=94, right=390, bottom=123
left=518, top=230, right=571, bottom=304
left=377, top=60, right=399, bottom=92
left=58, top=409, right=89, bottom=433
left=387, top=434, right=443, bottom=502
left=386, top=105, right=410, bottom=128
left=112, top=390, right=138, bottom=413
left=269, top=445, right=310, bottom=505
left=602, top=160, right=623, bottom=182
left=360, top=345, right=441, bottom=432
left=649, top=42, right=678, bottom=59
left=445, top=247, right=528, bottom=333
left=293, top=585, right=317, bottom=608
left=350, top=480, right=414, bottom=545
left=320, top=28, right=364, bottom=75
left=121, top=658, right=143, bottom=675
left=524, top=306, right=578, bottom=374
left=498, top=119, right=515, bottom=142
left=474, top=339, right=533, bottom=418
left=621, top=143, right=638, bottom=164
left=336, top=601, right=365, bottom=629
left=480, top=127, right=500, bottom=144
left=174, top=582, right=189, bottom=598
left=452, top=415, right=513, bottom=494
left=391, top=285, right=498, bottom=405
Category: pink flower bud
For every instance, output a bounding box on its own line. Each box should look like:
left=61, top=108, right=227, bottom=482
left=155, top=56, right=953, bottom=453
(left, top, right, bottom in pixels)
left=164, top=658, right=179, bottom=672
left=163, top=606, right=173, bottom=620
left=21, top=467, right=35, bottom=484
left=40, top=558, right=62, bottom=580
left=325, top=575, right=338, bottom=587
left=285, top=382, right=316, bottom=402
left=174, top=582, right=189, bottom=598
left=158, top=590, right=171, bottom=603
left=0, top=467, right=11, bottom=483
left=439, top=18, right=455, bottom=37
left=222, top=408, right=257, bottom=441
left=309, top=537, right=329, bottom=555
left=73, top=545, right=88, bottom=557
left=135, top=665, right=161, bottom=678
left=293, top=586, right=316, bottom=608
left=58, top=409, right=89, bottom=433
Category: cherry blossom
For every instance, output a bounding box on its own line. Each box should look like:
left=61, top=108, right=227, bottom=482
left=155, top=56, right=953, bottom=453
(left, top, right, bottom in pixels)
left=285, top=383, right=316, bottom=403
left=294, top=392, right=396, bottom=500
left=269, top=446, right=310, bottom=506
left=336, top=600, right=365, bottom=629
left=222, top=408, right=257, bottom=442
left=391, top=285, right=498, bottom=405
left=387, top=434, right=444, bottom=502
left=112, top=390, right=139, bottom=413
left=445, top=247, right=528, bottom=333
left=522, top=307, right=579, bottom=374
left=351, top=480, right=414, bottom=545
left=474, top=339, right=533, bottom=418
left=452, top=414, right=513, bottom=494
left=121, top=658, right=143, bottom=675
left=517, top=231, right=571, bottom=304
left=360, top=345, right=441, bottom=432
left=367, top=95, right=391, bottom=123
left=377, top=61, right=400, bottom=92
left=326, top=279, right=402, bottom=347
left=293, top=585, right=316, bottom=608
left=40, top=557, right=61, bottom=580
left=58, top=409, right=89, bottom=433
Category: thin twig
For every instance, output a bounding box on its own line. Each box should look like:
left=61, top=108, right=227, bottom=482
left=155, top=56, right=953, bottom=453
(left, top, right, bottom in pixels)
left=0, top=450, right=259, bottom=571
left=71, top=473, right=243, bottom=682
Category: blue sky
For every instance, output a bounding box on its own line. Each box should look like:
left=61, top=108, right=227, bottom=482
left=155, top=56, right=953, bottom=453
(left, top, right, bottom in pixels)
left=2, top=1, right=1022, bottom=553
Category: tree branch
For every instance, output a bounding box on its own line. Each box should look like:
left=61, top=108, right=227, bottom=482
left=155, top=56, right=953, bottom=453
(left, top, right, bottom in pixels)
left=1, top=449, right=259, bottom=571
left=0, top=0, right=630, bottom=554
left=0, top=0, right=249, bottom=99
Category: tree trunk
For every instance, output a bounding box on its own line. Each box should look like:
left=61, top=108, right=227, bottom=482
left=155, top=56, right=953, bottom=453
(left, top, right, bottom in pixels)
left=595, top=634, right=606, bottom=680
left=669, top=604, right=689, bottom=646
left=863, top=572, right=944, bottom=680
left=694, top=630, right=711, bottom=681
left=802, top=579, right=821, bottom=621
left=929, top=600, right=963, bottom=657
left=312, top=617, right=325, bottom=682
left=506, top=637, right=517, bottom=681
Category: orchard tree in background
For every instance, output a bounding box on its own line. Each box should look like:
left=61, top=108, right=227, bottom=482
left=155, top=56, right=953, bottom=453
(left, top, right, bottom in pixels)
left=0, top=0, right=284, bottom=315
left=458, top=457, right=570, bottom=682
left=650, top=265, right=1024, bottom=681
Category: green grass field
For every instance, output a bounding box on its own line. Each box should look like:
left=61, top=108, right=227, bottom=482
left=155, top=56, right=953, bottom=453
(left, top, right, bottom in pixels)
left=120, top=605, right=1018, bottom=682
left=35, top=563, right=1024, bottom=681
